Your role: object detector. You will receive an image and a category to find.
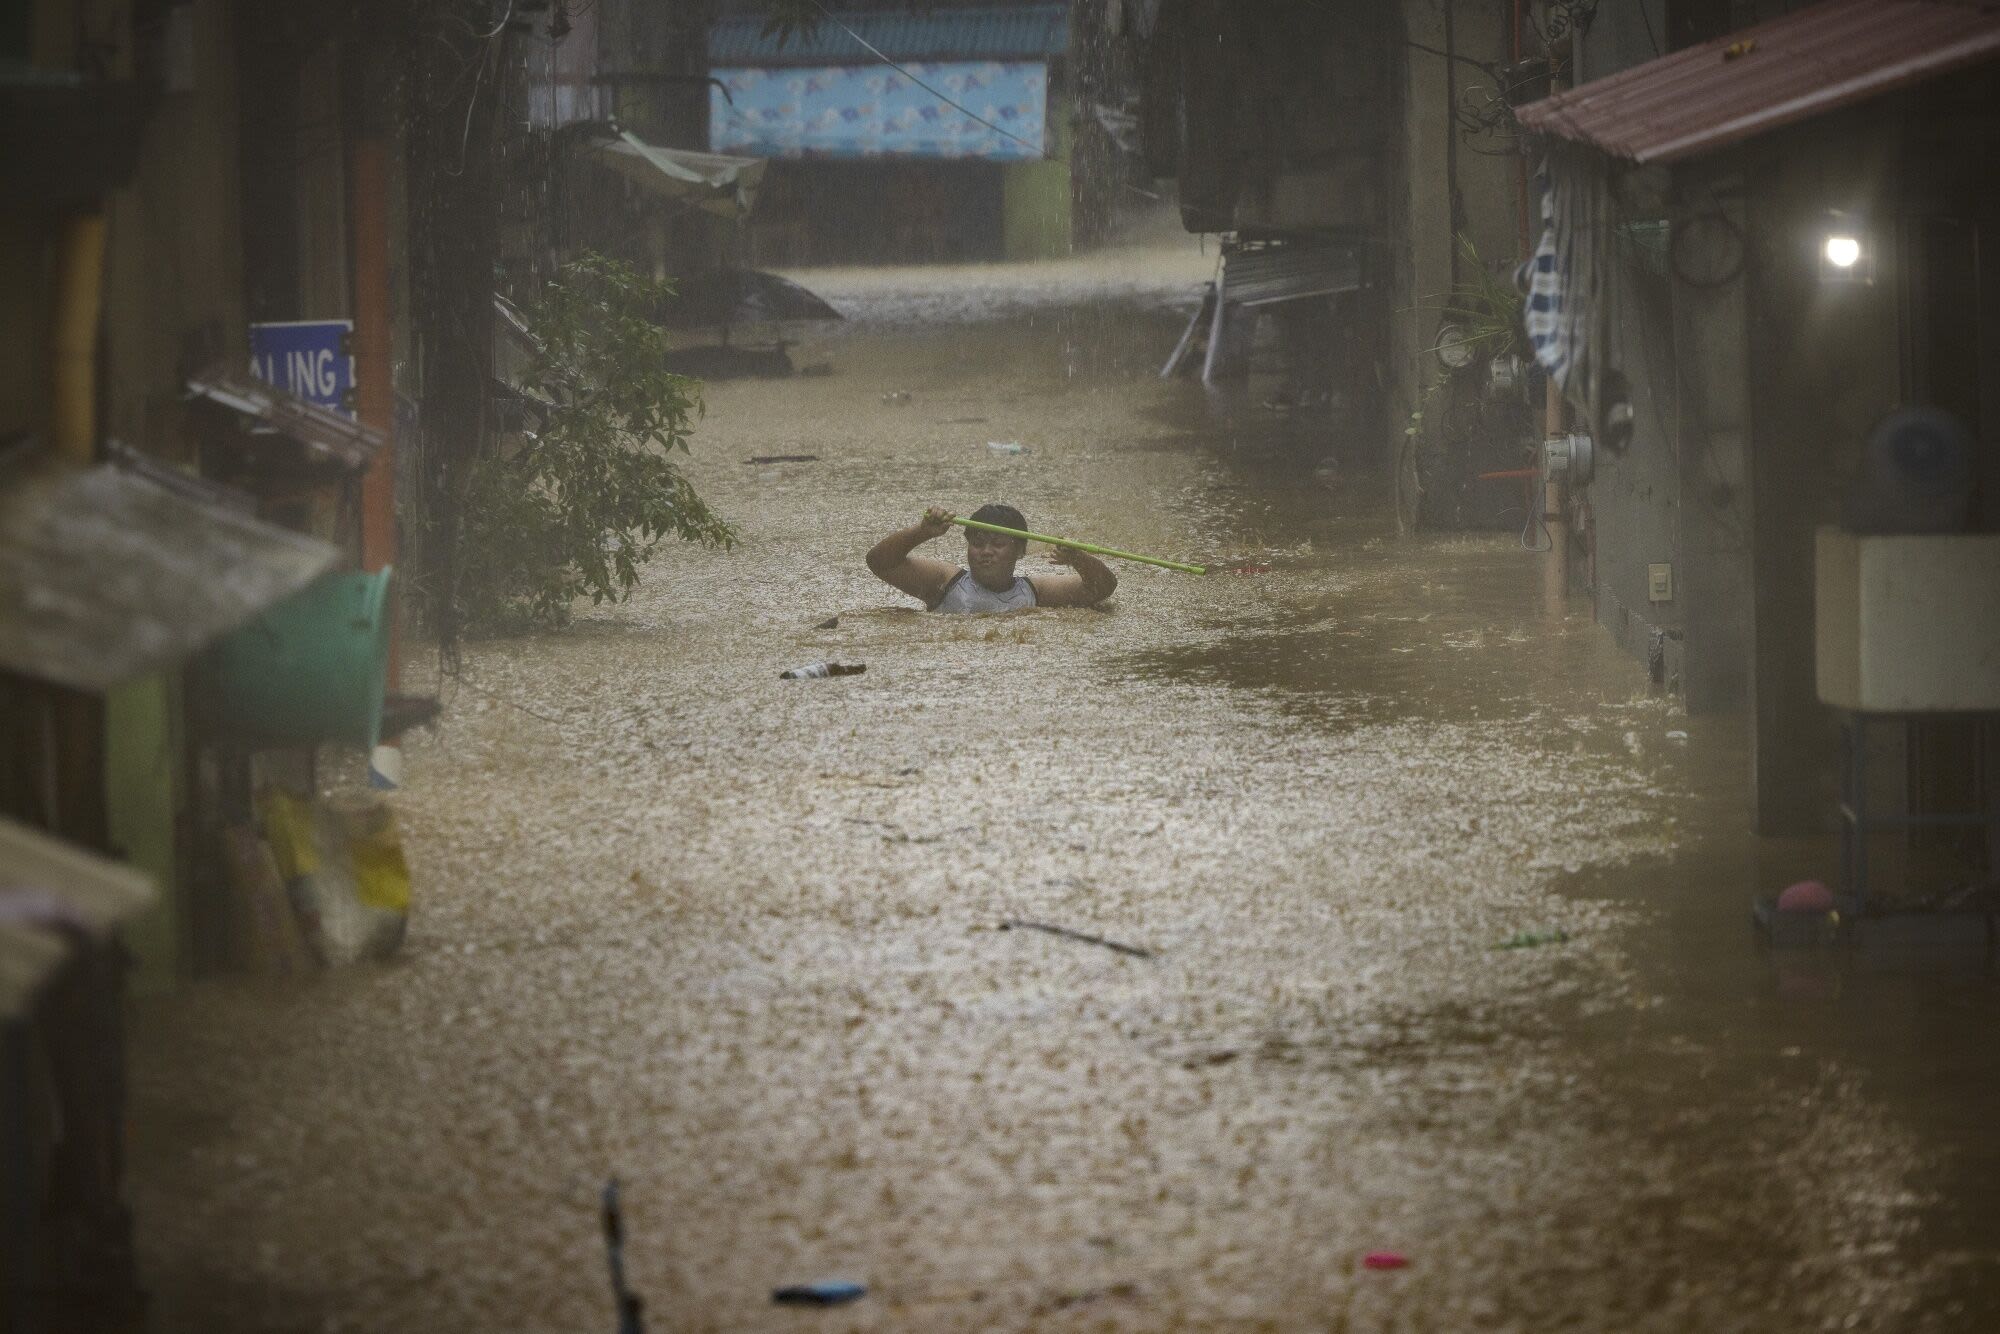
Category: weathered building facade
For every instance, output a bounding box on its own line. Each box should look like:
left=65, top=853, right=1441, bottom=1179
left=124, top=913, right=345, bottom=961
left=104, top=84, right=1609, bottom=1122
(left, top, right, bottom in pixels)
left=1141, top=0, right=1998, bottom=875
left=708, top=1, right=1080, bottom=264
left=1133, top=0, right=1529, bottom=482
left=5, top=3, right=416, bottom=1322
left=1520, top=0, right=2000, bottom=847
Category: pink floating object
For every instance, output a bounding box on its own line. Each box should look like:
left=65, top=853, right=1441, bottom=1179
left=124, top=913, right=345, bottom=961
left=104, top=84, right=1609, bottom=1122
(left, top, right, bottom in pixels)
left=1776, top=879, right=1834, bottom=913
left=1363, top=1251, right=1408, bottom=1271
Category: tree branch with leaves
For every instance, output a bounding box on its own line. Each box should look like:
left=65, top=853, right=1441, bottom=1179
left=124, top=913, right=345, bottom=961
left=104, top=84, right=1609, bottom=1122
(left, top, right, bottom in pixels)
left=456, top=254, right=736, bottom=632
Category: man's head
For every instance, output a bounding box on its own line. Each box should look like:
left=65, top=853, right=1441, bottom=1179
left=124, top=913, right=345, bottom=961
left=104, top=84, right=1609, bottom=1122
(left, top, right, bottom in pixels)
left=965, top=502, right=1028, bottom=588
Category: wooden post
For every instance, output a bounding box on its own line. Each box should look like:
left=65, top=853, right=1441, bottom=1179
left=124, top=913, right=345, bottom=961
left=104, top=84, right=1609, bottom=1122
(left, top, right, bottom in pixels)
left=1543, top=384, right=1569, bottom=619
left=349, top=88, right=398, bottom=689
left=1541, top=58, right=1569, bottom=621
left=52, top=213, right=108, bottom=464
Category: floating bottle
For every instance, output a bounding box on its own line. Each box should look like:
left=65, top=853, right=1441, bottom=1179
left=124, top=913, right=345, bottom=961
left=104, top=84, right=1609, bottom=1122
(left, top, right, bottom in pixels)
left=1493, top=928, right=1571, bottom=950
left=779, top=662, right=867, bottom=680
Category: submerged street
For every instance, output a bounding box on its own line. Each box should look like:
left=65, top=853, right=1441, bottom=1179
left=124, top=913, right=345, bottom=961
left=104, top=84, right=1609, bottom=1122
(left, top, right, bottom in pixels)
left=128, top=244, right=2000, bottom=1332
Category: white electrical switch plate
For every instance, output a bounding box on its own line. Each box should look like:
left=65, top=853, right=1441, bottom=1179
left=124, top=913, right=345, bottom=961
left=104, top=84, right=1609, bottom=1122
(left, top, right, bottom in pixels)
left=1647, top=563, right=1673, bottom=603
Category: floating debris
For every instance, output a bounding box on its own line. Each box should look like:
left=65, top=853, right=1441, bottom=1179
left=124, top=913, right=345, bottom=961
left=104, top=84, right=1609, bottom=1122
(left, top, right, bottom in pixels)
left=998, top=919, right=1154, bottom=959
left=1776, top=880, right=1834, bottom=913
left=1493, top=928, right=1572, bottom=950
left=773, top=1279, right=867, bottom=1306
left=779, top=662, right=866, bottom=680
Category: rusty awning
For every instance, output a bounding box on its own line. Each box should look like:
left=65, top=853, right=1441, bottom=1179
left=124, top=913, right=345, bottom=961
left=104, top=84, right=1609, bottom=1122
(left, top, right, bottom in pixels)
left=186, top=366, right=385, bottom=470
left=1515, top=0, right=2000, bottom=164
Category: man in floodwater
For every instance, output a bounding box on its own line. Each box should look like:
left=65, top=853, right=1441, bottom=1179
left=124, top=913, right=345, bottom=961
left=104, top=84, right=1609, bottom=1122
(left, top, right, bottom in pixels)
left=867, top=504, right=1117, bottom=612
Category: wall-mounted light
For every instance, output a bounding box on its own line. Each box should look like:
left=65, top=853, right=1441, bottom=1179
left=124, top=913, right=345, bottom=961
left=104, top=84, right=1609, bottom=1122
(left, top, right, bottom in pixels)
left=1818, top=215, right=1874, bottom=284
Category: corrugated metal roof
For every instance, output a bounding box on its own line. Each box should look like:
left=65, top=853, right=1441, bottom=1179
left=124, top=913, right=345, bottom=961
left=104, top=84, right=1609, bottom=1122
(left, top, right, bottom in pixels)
left=1515, top=0, right=2000, bottom=164
left=0, top=461, right=340, bottom=692
left=1, top=817, right=154, bottom=1019
left=710, top=4, right=1067, bottom=67
left=185, top=367, right=385, bottom=470
left=1223, top=243, right=1364, bottom=308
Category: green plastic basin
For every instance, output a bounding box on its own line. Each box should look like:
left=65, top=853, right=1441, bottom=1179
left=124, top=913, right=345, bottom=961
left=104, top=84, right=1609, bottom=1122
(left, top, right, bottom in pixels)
left=215, top=567, right=393, bottom=748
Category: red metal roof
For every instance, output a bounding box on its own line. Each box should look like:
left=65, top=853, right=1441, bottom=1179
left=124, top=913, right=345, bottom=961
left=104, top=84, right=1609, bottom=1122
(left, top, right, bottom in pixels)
left=1515, top=0, right=2000, bottom=164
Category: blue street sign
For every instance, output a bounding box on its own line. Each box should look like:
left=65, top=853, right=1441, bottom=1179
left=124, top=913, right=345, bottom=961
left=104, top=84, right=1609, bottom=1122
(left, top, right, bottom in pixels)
left=249, top=320, right=356, bottom=419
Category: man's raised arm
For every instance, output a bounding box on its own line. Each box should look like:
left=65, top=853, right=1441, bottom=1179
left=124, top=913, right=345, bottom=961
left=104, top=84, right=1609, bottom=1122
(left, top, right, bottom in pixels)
left=1031, top=545, right=1117, bottom=608
left=866, top=506, right=959, bottom=605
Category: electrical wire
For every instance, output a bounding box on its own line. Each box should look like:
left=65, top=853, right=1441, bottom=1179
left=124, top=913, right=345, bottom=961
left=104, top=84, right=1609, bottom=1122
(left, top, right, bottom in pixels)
left=1405, top=39, right=1499, bottom=81
left=798, top=0, right=1052, bottom=161
left=1639, top=1, right=1663, bottom=58
left=1519, top=463, right=1553, bottom=551
left=455, top=0, right=516, bottom=42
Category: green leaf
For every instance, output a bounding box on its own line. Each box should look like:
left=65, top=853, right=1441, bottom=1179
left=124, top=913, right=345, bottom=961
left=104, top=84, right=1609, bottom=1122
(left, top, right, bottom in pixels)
left=454, top=252, right=737, bottom=633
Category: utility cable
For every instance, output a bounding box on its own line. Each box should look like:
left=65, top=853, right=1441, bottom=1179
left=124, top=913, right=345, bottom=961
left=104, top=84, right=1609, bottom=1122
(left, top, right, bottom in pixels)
left=1520, top=462, right=1553, bottom=552
left=802, top=0, right=1051, bottom=160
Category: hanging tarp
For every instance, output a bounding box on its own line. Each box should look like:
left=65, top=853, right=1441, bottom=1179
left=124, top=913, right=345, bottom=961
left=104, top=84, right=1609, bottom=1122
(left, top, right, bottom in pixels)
left=710, top=62, right=1048, bottom=161
left=581, top=130, right=767, bottom=219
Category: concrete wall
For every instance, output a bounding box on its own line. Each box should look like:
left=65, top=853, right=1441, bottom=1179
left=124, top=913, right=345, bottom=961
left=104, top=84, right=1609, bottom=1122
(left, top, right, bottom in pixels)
left=1004, top=102, right=1072, bottom=260
left=1388, top=1, right=1454, bottom=477
left=1581, top=180, right=1756, bottom=715
left=106, top=675, right=184, bottom=992
left=1571, top=1, right=1821, bottom=728
left=96, top=0, right=249, bottom=984
left=294, top=41, right=351, bottom=322
left=1670, top=169, right=1754, bottom=715
left=1738, top=109, right=1905, bottom=833
left=1583, top=223, right=1686, bottom=686
left=1387, top=0, right=1521, bottom=477
left=1575, top=97, right=1909, bottom=832
left=1563, top=12, right=1999, bottom=853
left=102, top=0, right=246, bottom=465
left=1738, top=72, right=2000, bottom=835
left=1581, top=0, right=1667, bottom=79
left=1568, top=2, right=1680, bottom=694
left=0, top=215, right=49, bottom=445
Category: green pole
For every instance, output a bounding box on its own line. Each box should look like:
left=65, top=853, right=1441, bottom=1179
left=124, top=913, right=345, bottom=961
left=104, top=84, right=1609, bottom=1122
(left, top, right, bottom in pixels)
left=949, top=516, right=1207, bottom=575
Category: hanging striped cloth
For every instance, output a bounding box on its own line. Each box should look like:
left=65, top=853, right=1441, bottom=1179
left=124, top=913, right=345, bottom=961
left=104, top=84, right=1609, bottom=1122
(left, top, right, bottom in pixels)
left=1518, top=158, right=1576, bottom=391
left=1515, top=148, right=1612, bottom=400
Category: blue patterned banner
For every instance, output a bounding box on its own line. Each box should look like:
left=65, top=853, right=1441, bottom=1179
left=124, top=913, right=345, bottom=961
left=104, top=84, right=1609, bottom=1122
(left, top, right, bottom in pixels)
left=710, top=62, right=1047, bottom=161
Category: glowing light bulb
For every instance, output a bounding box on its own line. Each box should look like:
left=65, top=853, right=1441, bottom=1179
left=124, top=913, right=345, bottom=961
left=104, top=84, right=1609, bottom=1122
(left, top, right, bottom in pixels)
left=1824, top=235, right=1862, bottom=269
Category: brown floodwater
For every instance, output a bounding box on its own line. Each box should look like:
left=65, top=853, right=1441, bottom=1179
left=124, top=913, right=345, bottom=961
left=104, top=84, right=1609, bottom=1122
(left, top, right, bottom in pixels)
left=127, top=240, right=2000, bottom=1332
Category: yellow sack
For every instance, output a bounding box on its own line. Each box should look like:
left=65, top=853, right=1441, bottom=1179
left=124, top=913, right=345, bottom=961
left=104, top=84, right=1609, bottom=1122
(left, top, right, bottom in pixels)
left=257, top=788, right=409, bottom=964
left=333, top=795, right=412, bottom=915
left=260, top=789, right=320, bottom=879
